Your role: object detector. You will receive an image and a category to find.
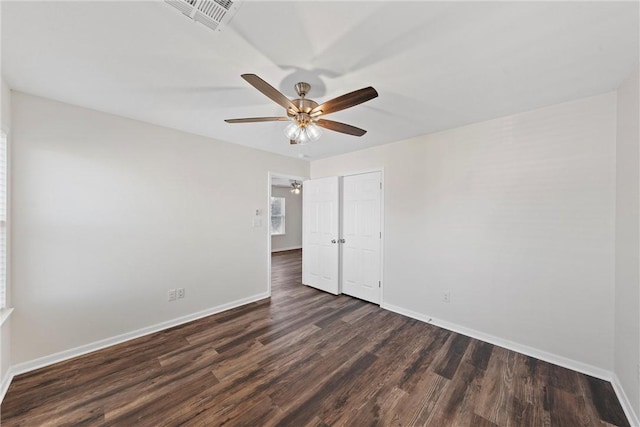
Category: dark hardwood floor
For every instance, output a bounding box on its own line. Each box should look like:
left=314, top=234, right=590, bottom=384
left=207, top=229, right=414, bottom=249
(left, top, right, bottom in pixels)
left=1, top=249, right=630, bottom=426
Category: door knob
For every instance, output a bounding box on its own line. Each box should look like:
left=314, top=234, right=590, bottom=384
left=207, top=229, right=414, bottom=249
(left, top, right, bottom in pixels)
left=339, top=238, right=346, bottom=243
left=331, top=239, right=337, bottom=244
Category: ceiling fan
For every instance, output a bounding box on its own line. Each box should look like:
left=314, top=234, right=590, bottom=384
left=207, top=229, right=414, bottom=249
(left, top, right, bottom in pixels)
left=225, top=74, right=378, bottom=145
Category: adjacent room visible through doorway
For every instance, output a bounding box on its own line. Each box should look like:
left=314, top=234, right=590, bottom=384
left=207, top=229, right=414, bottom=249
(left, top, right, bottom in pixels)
left=268, top=172, right=305, bottom=297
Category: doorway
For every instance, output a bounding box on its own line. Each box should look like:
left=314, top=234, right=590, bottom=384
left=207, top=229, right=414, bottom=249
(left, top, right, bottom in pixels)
left=268, top=172, right=305, bottom=297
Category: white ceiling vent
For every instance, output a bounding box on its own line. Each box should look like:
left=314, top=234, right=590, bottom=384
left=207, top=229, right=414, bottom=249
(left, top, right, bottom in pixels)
left=165, top=0, right=241, bottom=32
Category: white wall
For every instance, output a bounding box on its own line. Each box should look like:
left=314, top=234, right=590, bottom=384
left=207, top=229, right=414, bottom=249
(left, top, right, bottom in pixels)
left=614, top=67, right=640, bottom=421
left=1, top=79, right=10, bottom=131
left=312, top=93, right=617, bottom=373
left=271, top=186, right=302, bottom=252
left=10, top=92, right=309, bottom=366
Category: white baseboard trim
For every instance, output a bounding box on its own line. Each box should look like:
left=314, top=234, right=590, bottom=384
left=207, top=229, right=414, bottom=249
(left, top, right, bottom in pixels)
left=9, top=292, right=270, bottom=378
left=0, top=367, right=14, bottom=404
left=271, top=246, right=302, bottom=253
left=381, top=302, right=612, bottom=381
left=612, top=373, right=640, bottom=427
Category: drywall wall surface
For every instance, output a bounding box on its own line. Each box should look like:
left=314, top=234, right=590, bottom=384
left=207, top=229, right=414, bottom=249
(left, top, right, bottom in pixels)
left=10, top=92, right=309, bottom=365
left=1, top=78, right=10, bottom=132
left=312, top=93, right=616, bottom=371
left=614, top=67, right=640, bottom=418
left=271, top=186, right=302, bottom=252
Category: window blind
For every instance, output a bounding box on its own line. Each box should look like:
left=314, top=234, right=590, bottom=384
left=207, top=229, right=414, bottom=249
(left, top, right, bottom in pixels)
left=271, top=197, right=285, bottom=235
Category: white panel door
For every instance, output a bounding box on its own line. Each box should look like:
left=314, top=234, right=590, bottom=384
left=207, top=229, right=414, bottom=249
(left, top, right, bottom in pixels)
left=302, top=176, right=340, bottom=295
left=341, top=172, right=382, bottom=304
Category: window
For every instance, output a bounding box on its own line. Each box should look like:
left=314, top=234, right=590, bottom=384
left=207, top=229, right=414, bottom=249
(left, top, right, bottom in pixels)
left=0, top=131, right=7, bottom=308
left=271, top=197, right=285, bottom=235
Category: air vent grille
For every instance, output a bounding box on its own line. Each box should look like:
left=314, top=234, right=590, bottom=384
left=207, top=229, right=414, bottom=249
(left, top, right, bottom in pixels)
left=166, top=0, right=194, bottom=15
left=214, top=0, right=233, bottom=10
left=165, top=0, right=240, bottom=33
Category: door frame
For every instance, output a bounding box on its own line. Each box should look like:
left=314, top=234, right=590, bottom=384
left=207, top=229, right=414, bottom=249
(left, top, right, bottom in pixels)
left=267, top=171, right=307, bottom=298
left=340, top=167, right=385, bottom=305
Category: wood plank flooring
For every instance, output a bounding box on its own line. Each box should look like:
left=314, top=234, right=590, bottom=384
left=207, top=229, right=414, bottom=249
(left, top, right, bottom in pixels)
left=1, top=249, right=630, bottom=426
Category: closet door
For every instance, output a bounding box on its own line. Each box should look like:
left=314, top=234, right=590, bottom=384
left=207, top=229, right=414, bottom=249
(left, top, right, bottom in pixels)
left=302, top=176, right=340, bottom=295
left=341, top=172, right=382, bottom=304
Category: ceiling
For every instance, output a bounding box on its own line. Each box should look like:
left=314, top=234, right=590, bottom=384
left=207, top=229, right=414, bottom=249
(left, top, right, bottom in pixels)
left=2, top=1, right=638, bottom=160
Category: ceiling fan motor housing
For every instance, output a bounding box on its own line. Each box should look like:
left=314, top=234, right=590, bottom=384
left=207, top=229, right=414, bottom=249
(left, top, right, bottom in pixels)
left=288, top=98, right=319, bottom=125
left=294, top=82, right=311, bottom=98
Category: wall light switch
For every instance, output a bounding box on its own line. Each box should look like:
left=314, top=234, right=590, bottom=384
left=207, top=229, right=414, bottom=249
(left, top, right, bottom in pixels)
left=168, top=289, right=177, bottom=301
left=252, top=218, right=262, bottom=227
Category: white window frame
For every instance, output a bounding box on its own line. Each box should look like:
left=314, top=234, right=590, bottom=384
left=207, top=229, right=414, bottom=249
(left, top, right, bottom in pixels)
left=270, top=196, right=286, bottom=236
left=0, top=130, right=7, bottom=309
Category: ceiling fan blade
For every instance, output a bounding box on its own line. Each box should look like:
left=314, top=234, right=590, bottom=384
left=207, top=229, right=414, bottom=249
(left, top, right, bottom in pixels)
left=225, top=117, right=289, bottom=123
left=310, top=87, right=378, bottom=117
left=241, top=74, right=299, bottom=113
left=316, top=119, right=367, bottom=136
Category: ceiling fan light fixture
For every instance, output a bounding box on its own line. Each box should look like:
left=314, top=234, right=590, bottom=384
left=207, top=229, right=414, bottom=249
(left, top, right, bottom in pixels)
left=284, top=121, right=301, bottom=140
left=291, top=180, right=302, bottom=194
left=306, top=123, right=322, bottom=141
left=297, top=128, right=310, bottom=144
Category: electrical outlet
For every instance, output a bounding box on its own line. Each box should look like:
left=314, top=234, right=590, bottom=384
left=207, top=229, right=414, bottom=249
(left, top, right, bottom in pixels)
left=443, top=292, right=451, bottom=303
left=177, top=288, right=185, bottom=299
left=168, top=289, right=176, bottom=301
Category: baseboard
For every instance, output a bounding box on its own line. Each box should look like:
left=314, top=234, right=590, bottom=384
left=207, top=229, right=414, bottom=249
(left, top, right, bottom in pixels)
left=271, top=246, right=302, bottom=253
left=10, top=292, right=270, bottom=378
left=381, top=302, right=612, bottom=381
left=612, top=373, right=640, bottom=427
left=0, top=367, right=14, bottom=404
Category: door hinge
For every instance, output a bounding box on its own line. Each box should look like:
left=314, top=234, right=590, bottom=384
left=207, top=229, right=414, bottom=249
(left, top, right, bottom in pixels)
left=379, top=281, right=381, bottom=288
left=380, top=182, right=382, bottom=190
left=379, top=232, right=382, bottom=238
